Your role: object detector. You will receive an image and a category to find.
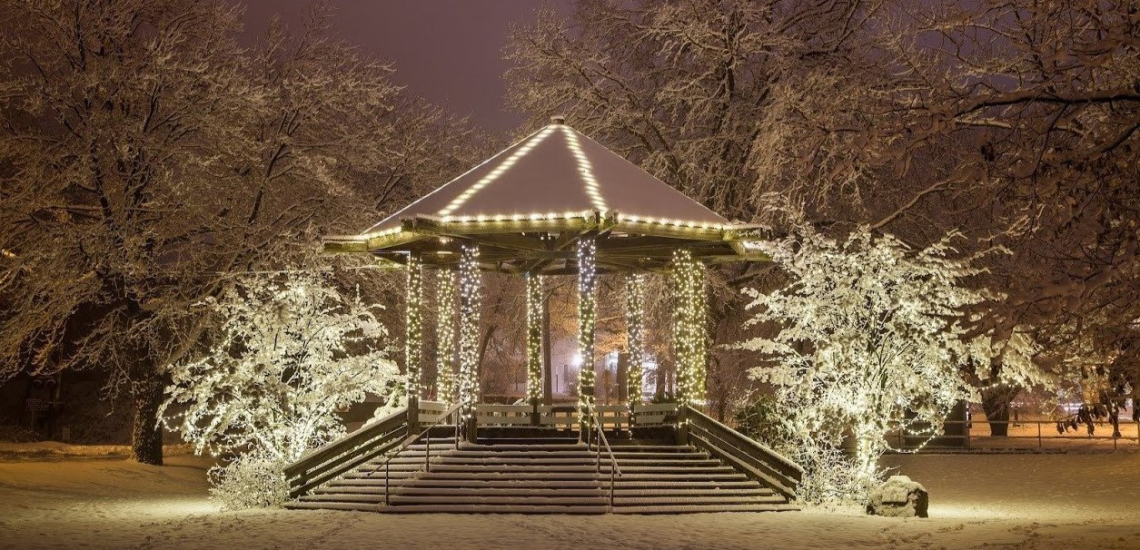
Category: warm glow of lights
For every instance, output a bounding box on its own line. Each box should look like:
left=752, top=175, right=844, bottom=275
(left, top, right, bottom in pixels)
left=405, top=254, right=424, bottom=398
left=439, top=126, right=556, bottom=218
left=435, top=270, right=458, bottom=402
left=561, top=126, right=608, bottom=213
left=457, top=243, right=482, bottom=426
left=625, top=274, right=647, bottom=406
left=671, top=249, right=707, bottom=407
left=525, top=272, right=545, bottom=405
left=577, top=237, right=597, bottom=427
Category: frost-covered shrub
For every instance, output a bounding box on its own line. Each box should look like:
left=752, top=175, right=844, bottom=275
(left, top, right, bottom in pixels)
left=740, top=227, right=1046, bottom=504
left=733, top=394, right=789, bottom=447
left=209, top=453, right=290, bottom=510
left=161, top=272, right=399, bottom=506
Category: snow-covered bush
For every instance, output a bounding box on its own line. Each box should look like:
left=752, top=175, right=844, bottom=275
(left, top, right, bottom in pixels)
left=161, top=272, right=398, bottom=507
left=209, top=452, right=291, bottom=510
left=740, top=228, right=1044, bottom=504
left=733, top=394, right=789, bottom=447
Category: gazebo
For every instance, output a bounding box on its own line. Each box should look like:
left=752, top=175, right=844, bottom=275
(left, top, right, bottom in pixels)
left=284, top=118, right=802, bottom=513
left=325, top=117, right=768, bottom=442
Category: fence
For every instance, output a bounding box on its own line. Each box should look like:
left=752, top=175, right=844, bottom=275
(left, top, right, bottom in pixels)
left=892, top=418, right=1140, bottom=452
left=473, top=403, right=678, bottom=429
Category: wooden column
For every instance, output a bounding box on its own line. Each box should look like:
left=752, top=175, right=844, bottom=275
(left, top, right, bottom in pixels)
left=671, top=250, right=708, bottom=445
left=405, top=254, right=423, bottom=432
left=625, top=273, right=646, bottom=408
left=525, top=272, right=544, bottom=425
left=434, top=270, right=458, bottom=403
left=542, top=290, right=553, bottom=407
left=457, top=243, right=482, bottom=443
left=576, top=237, right=597, bottom=442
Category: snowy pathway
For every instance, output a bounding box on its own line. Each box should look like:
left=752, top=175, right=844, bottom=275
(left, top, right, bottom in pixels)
left=1, top=451, right=1138, bottom=549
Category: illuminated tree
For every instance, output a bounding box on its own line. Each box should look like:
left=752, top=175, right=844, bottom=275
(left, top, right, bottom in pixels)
left=740, top=227, right=1045, bottom=503
left=161, top=272, right=396, bottom=460
left=160, top=272, right=397, bottom=507
left=0, top=0, right=477, bottom=465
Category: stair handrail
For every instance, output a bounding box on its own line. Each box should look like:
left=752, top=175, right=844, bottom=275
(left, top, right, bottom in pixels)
left=683, top=404, right=802, bottom=499
left=284, top=406, right=409, bottom=498
left=365, top=401, right=462, bottom=506
left=588, top=409, right=622, bottom=510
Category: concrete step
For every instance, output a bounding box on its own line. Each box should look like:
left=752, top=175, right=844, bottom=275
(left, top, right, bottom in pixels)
left=285, top=501, right=377, bottom=512
left=387, top=495, right=607, bottom=506
left=379, top=504, right=611, bottom=514
left=380, top=456, right=719, bottom=466
left=612, top=495, right=787, bottom=505
left=313, top=485, right=777, bottom=498
left=612, top=503, right=800, bottom=514
left=325, top=478, right=604, bottom=490
left=381, top=463, right=736, bottom=475
left=355, top=471, right=748, bottom=482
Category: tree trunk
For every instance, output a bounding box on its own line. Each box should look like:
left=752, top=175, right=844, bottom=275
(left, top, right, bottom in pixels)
left=980, top=385, right=1019, bottom=437
left=131, top=375, right=165, bottom=465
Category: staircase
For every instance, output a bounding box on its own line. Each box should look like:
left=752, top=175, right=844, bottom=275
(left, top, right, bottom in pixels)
left=287, top=429, right=798, bottom=514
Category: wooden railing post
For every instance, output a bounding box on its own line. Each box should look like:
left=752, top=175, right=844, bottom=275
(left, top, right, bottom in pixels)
left=677, top=404, right=689, bottom=445
left=407, top=395, right=420, bottom=434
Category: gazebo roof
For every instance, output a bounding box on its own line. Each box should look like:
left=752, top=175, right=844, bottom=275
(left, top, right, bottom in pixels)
left=325, top=119, right=768, bottom=274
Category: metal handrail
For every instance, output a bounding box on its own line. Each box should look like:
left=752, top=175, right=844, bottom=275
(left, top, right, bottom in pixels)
left=588, top=409, right=622, bottom=510
left=365, top=401, right=462, bottom=506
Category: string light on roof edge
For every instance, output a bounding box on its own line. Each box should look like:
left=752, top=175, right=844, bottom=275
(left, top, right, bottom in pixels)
left=438, top=126, right=557, bottom=218
left=525, top=272, right=545, bottom=405
left=625, top=274, right=647, bottom=407
left=457, top=243, right=482, bottom=426
left=577, top=237, right=598, bottom=429
left=435, top=270, right=458, bottom=403
left=671, top=249, right=707, bottom=407
left=404, top=254, right=423, bottom=398
left=561, top=126, right=608, bottom=213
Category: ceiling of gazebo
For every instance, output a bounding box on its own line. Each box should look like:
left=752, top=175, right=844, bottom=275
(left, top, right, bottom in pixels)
left=325, top=119, right=769, bottom=274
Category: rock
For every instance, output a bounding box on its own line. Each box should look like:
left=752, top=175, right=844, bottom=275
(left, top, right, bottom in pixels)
left=866, top=475, right=929, bottom=518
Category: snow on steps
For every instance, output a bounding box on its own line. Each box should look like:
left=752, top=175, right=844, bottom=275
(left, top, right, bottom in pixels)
left=287, top=433, right=798, bottom=514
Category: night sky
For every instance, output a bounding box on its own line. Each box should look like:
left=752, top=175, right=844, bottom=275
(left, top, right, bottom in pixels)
left=242, top=0, right=574, bottom=133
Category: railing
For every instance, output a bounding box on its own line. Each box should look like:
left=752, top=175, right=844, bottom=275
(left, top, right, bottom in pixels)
left=684, top=405, right=802, bottom=500
left=588, top=409, right=622, bottom=510
left=366, top=401, right=462, bottom=506
left=284, top=406, right=409, bottom=498
left=890, top=419, right=1140, bottom=451
left=472, top=402, right=678, bottom=429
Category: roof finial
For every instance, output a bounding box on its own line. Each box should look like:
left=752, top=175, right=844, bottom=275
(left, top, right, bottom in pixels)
left=550, top=115, right=566, bottom=125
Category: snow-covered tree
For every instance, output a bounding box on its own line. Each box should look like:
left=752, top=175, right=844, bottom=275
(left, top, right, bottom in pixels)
left=740, top=227, right=1045, bottom=503
left=0, top=0, right=478, bottom=466
left=161, top=272, right=397, bottom=463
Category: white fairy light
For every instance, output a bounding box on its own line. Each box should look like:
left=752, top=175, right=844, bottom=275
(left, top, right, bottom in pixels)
left=439, top=126, right=555, bottom=218
left=562, top=127, right=608, bottom=213
left=625, top=274, right=647, bottom=406
left=671, top=249, right=707, bottom=407
left=525, top=272, right=545, bottom=405
left=457, top=243, right=482, bottom=426
left=577, top=237, right=598, bottom=428
left=435, top=270, right=458, bottom=402
left=405, top=254, right=423, bottom=398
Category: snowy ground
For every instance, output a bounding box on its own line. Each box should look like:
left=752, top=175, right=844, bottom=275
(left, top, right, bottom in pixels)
left=2, top=447, right=1139, bottom=550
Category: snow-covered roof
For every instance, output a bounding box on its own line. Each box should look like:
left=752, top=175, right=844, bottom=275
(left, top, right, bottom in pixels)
left=362, top=120, right=729, bottom=235
left=326, top=119, right=767, bottom=273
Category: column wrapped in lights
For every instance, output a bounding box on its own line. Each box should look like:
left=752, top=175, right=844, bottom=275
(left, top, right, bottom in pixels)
left=435, top=270, right=458, bottom=403
left=576, top=237, right=597, bottom=430
left=625, top=274, right=646, bottom=407
left=671, top=249, right=707, bottom=407
left=525, top=272, right=544, bottom=406
left=404, top=254, right=424, bottom=399
left=457, top=243, right=482, bottom=429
